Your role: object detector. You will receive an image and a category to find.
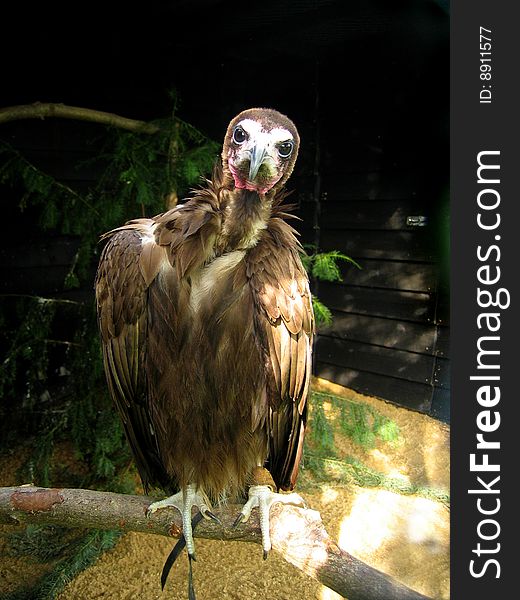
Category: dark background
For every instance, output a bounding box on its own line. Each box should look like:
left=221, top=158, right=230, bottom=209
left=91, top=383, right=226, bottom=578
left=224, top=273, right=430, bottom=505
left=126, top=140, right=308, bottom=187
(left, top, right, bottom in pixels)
left=1, top=0, right=450, bottom=417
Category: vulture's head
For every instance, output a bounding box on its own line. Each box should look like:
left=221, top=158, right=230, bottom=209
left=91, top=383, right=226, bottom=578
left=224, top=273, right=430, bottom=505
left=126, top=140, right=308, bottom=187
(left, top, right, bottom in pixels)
left=222, top=108, right=300, bottom=195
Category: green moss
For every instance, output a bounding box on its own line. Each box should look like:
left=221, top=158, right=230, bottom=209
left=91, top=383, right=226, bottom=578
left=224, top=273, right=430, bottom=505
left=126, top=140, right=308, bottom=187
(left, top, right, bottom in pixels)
left=311, top=390, right=401, bottom=451
left=302, top=391, right=449, bottom=504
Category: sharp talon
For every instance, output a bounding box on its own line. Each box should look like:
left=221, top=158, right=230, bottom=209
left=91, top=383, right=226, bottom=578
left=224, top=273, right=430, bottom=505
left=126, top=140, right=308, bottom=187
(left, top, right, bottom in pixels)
left=232, top=513, right=244, bottom=529
left=205, top=510, right=221, bottom=524
left=150, top=486, right=210, bottom=568
left=189, top=552, right=197, bottom=562
left=263, top=550, right=268, bottom=561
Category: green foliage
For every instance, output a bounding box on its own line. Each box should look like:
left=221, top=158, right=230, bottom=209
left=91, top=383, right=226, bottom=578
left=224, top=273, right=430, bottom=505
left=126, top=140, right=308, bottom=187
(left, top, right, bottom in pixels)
left=5, top=527, right=122, bottom=600
left=305, top=390, right=402, bottom=487
left=302, top=244, right=361, bottom=283
left=0, top=109, right=219, bottom=286
left=311, top=295, right=333, bottom=327
left=312, top=390, right=401, bottom=450
left=303, top=391, right=448, bottom=504
left=65, top=308, right=132, bottom=490
left=8, top=524, right=80, bottom=562
left=303, top=453, right=450, bottom=505
left=301, top=244, right=361, bottom=327
left=338, top=399, right=401, bottom=449
left=96, top=115, right=219, bottom=207
left=37, top=529, right=122, bottom=600
left=308, top=395, right=336, bottom=455
left=0, top=296, right=57, bottom=403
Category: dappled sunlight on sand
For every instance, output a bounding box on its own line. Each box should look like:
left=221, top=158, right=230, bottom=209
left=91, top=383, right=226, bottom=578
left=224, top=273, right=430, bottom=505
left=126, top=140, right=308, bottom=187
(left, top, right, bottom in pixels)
left=369, top=448, right=411, bottom=482
left=337, top=488, right=449, bottom=598
left=317, top=486, right=449, bottom=600
left=308, top=377, right=450, bottom=599
left=320, top=485, right=339, bottom=504
left=339, top=489, right=402, bottom=555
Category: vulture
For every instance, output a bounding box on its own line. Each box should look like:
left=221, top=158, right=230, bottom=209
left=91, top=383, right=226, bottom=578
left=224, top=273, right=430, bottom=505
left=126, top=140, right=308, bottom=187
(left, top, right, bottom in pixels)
left=95, top=108, right=314, bottom=591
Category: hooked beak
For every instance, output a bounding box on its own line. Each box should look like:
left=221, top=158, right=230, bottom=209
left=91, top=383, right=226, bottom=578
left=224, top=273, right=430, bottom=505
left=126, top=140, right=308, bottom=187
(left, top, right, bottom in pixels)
left=248, top=143, right=268, bottom=181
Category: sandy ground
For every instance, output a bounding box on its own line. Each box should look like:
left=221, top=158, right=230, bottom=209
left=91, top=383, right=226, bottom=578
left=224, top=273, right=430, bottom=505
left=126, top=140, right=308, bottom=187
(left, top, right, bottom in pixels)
left=0, top=379, right=450, bottom=599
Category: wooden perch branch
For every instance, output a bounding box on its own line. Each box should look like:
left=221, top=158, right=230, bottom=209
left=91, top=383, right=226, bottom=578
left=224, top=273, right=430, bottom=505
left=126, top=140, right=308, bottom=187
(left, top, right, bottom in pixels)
left=0, top=486, right=431, bottom=600
left=0, top=102, right=160, bottom=134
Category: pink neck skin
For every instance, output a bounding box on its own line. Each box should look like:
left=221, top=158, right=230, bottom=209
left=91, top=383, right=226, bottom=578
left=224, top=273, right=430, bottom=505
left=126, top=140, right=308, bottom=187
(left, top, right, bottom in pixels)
left=228, top=162, right=281, bottom=195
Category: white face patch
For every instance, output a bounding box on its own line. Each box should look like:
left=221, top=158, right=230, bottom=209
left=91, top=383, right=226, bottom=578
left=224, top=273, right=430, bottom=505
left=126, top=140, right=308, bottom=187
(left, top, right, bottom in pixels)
left=229, top=118, right=295, bottom=193
left=236, top=119, right=293, bottom=147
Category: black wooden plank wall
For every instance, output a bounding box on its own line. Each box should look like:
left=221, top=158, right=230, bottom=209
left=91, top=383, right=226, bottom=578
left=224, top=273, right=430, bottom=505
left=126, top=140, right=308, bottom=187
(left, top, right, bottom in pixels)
left=302, top=166, right=450, bottom=419
left=288, top=15, right=451, bottom=422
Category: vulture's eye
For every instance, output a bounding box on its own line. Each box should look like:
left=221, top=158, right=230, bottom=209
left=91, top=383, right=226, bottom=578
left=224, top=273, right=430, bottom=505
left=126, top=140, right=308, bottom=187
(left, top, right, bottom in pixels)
left=233, top=126, right=247, bottom=144
left=277, top=141, right=294, bottom=158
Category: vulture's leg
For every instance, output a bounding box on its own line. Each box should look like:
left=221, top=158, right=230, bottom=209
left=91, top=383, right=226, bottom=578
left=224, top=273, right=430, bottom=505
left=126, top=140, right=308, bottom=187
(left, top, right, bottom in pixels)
left=233, top=467, right=306, bottom=559
left=147, top=484, right=218, bottom=559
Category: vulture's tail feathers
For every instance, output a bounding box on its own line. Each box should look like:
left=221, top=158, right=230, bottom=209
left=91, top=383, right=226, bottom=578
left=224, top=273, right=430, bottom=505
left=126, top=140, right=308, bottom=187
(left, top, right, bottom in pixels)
left=160, top=511, right=204, bottom=592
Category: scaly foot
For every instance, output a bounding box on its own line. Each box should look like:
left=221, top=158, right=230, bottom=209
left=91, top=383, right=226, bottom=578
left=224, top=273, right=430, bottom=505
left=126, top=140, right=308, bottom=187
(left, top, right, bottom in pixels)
left=233, top=484, right=306, bottom=558
left=147, top=484, right=218, bottom=559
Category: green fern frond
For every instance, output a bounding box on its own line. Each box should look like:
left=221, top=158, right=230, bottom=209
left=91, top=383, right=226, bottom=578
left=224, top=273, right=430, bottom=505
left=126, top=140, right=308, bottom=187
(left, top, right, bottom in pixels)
left=38, top=529, right=122, bottom=600
left=312, top=296, right=333, bottom=327
left=312, top=250, right=361, bottom=282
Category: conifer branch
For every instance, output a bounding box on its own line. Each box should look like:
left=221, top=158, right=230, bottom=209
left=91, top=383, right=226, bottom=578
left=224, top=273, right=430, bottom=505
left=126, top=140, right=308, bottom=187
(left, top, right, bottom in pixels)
left=0, top=485, right=431, bottom=600
left=0, top=103, right=160, bottom=134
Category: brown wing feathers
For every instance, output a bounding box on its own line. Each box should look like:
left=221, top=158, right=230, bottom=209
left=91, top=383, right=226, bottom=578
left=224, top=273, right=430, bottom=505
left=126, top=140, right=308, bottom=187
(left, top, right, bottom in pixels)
left=248, top=216, right=314, bottom=490
left=155, top=203, right=222, bottom=279
left=96, top=226, right=167, bottom=491
left=96, top=188, right=226, bottom=492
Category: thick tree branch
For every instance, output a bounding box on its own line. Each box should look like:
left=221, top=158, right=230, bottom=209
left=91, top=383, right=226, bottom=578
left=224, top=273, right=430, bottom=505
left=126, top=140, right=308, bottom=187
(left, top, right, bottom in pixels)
left=0, top=103, right=160, bottom=134
left=0, top=486, right=431, bottom=600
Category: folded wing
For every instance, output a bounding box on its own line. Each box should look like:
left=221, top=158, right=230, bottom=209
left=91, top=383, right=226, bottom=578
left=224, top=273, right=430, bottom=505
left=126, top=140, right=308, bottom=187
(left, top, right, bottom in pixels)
left=248, top=217, right=314, bottom=490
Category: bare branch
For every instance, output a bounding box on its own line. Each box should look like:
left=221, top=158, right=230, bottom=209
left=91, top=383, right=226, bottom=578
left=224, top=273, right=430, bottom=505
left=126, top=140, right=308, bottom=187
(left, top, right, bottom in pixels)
left=0, top=103, right=160, bottom=134
left=0, top=486, right=431, bottom=600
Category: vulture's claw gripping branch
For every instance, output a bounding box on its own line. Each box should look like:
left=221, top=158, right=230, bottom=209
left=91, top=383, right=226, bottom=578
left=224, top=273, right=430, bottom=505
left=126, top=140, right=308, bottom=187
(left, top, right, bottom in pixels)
left=147, top=484, right=214, bottom=559
left=234, top=485, right=306, bottom=559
